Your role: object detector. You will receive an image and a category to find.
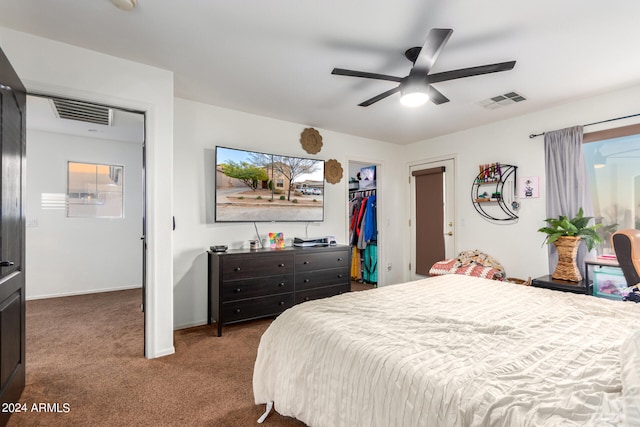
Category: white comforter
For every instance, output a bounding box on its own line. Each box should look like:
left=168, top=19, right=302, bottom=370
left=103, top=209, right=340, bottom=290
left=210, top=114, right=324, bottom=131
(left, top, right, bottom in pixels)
left=253, top=275, right=640, bottom=427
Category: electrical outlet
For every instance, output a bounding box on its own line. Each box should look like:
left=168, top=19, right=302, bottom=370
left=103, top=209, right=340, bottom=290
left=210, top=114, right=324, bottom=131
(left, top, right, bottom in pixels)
left=387, top=263, right=392, bottom=271
left=27, top=218, right=38, bottom=227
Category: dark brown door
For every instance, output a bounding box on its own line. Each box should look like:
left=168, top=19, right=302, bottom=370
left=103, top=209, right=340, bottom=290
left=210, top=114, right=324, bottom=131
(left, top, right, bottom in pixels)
left=0, top=47, right=26, bottom=426
left=412, top=167, right=445, bottom=275
left=410, top=159, right=456, bottom=279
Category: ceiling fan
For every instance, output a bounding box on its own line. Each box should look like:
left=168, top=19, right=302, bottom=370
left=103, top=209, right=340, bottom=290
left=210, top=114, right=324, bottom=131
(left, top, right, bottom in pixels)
left=331, top=28, right=516, bottom=107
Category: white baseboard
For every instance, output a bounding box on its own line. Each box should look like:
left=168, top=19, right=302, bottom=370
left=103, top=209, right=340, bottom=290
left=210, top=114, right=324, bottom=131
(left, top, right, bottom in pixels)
left=173, top=320, right=209, bottom=331
left=147, top=346, right=175, bottom=359
left=26, top=284, right=142, bottom=301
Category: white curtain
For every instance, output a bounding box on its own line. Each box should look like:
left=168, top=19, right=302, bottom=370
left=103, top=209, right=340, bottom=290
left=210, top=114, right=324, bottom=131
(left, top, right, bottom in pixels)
left=544, top=125, right=594, bottom=277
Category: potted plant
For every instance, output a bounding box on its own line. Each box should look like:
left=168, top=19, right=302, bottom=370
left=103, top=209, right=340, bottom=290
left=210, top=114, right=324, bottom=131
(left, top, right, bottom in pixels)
left=538, top=208, right=602, bottom=282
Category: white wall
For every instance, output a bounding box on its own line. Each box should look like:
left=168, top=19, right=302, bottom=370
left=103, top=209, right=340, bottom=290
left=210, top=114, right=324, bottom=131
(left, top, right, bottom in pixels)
left=172, top=98, right=406, bottom=329
left=405, top=84, right=640, bottom=281
left=0, top=27, right=175, bottom=359
left=26, top=130, right=142, bottom=299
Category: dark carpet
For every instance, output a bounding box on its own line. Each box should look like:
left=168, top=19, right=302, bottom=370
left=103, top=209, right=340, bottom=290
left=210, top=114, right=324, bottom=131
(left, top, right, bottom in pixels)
left=8, top=289, right=304, bottom=427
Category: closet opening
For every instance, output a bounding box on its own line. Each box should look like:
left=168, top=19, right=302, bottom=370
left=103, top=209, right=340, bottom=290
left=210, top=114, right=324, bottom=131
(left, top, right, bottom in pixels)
left=348, top=161, right=379, bottom=291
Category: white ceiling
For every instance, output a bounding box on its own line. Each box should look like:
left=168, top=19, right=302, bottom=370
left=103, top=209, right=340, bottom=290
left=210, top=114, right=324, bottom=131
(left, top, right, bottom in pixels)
left=2, top=0, right=640, bottom=144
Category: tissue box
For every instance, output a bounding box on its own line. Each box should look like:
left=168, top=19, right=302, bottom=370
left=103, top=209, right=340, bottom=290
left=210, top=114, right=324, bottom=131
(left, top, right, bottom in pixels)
left=593, top=267, right=627, bottom=300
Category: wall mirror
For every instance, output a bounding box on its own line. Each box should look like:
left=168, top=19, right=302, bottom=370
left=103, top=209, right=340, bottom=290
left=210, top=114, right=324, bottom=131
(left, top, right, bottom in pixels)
left=67, top=161, right=124, bottom=218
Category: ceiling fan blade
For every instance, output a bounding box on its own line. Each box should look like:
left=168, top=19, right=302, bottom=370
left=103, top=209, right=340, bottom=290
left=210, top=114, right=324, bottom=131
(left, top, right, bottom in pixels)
left=358, top=86, right=401, bottom=107
left=331, top=68, right=403, bottom=83
left=412, top=28, right=453, bottom=74
left=427, top=86, right=449, bottom=105
left=428, top=61, right=516, bottom=84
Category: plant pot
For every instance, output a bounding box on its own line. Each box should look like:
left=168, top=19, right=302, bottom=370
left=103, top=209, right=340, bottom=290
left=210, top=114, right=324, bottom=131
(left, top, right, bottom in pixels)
left=552, top=236, right=582, bottom=282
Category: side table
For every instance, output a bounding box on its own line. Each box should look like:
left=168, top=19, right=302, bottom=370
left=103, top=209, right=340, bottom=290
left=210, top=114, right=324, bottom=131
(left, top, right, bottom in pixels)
left=531, top=275, right=590, bottom=294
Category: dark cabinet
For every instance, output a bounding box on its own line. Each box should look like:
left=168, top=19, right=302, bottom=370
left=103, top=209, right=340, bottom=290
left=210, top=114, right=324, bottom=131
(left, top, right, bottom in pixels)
left=208, top=245, right=350, bottom=336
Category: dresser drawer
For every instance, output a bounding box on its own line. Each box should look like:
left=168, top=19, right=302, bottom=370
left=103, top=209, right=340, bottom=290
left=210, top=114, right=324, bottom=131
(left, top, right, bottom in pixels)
left=296, top=283, right=350, bottom=304
left=295, top=250, right=349, bottom=272
left=222, top=293, right=294, bottom=324
left=221, top=253, right=294, bottom=281
left=296, top=268, right=349, bottom=291
left=221, top=274, right=294, bottom=301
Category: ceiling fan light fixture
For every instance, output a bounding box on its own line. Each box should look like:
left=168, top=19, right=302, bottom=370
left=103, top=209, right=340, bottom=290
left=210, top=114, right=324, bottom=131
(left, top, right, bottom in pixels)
left=400, top=91, right=429, bottom=107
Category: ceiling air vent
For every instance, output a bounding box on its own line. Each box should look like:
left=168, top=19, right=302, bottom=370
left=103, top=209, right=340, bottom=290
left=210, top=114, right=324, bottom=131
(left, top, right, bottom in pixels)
left=479, top=91, right=527, bottom=110
left=51, top=98, right=113, bottom=126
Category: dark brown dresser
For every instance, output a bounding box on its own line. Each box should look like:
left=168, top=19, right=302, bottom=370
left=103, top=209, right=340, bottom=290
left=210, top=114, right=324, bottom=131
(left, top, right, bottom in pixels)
left=208, top=245, right=350, bottom=336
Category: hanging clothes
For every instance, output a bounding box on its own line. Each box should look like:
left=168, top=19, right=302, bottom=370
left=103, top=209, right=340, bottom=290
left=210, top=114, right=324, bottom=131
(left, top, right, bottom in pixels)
left=363, top=195, right=377, bottom=244
left=350, top=247, right=362, bottom=281
left=363, top=244, right=378, bottom=284
left=349, top=189, right=378, bottom=285
left=349, top=196, right=363, bottom=246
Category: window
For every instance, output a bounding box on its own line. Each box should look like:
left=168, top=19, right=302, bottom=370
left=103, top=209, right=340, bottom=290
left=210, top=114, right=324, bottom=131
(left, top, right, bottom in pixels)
left=276, top=178, right=284, bottom=188
left=583, top=125, right=640, bottom=255
left=67, top=162, right=124, bottom=218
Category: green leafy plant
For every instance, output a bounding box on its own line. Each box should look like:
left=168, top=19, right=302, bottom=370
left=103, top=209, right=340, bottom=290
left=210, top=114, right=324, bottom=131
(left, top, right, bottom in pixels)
left=538, top=207, right=603, bottom=251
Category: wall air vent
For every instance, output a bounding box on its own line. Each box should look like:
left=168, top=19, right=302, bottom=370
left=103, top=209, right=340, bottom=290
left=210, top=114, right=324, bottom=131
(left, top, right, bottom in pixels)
left=479, top=91, right=527, bottom=110
left=51, top=98, right=113, bottom=126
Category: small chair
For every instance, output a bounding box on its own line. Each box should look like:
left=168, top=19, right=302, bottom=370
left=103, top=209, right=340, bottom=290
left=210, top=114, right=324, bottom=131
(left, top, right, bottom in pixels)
left=611, top=229, right=640, bottom=289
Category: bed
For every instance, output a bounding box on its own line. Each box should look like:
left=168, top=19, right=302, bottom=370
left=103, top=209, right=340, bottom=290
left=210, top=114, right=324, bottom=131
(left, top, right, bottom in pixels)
left=253, top=275, right=640, bottom=427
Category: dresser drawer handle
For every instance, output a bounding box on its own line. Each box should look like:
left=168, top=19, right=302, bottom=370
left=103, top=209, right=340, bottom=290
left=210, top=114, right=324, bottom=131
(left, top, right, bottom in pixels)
left=279, top=301, right=285, bottom=306
left=303, top=261, right=309, bottom=265
left=234, top=288, right=242, bottom=293
left=304, top=297, right=310, bottom=301
left=337, top=274, right=343, bottom=278
left=234, top=267, right=241, bottom=272
left=278, top=282, right=285, bottom=287
left=235, top=308, right=241, bottom=314
left=278, top=263, right=285, bottom=267
left=304, top=279, right=310, bottom=283
left=337, top=258, right=343, bottom=261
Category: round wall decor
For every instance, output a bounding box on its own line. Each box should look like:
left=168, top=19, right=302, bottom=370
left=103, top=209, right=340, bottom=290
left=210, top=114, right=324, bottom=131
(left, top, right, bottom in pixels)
left=324, top=159, right=343, bottom=184
left=300, top=127, right=323, bottom=154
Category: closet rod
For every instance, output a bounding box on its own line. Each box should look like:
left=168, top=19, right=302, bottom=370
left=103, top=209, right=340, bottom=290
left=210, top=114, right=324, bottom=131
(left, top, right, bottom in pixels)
left=528, top=112, right=640, bottom=139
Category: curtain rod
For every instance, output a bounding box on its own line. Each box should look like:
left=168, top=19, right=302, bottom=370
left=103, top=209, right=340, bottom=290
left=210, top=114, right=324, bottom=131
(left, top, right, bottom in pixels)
left=528, top=112, right=640, bottom=139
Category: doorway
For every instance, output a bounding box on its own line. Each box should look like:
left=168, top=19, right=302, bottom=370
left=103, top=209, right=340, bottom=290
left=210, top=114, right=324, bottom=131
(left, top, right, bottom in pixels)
left=409, top=158, right=456, bottom=280
left=25, top=94, right=146, bottom=352
left=0, top=47, right=27, bottom=421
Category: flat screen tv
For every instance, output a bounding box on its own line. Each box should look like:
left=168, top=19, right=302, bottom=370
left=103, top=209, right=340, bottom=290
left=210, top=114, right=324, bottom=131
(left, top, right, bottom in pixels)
left=215, top=146, right=325, bottom=222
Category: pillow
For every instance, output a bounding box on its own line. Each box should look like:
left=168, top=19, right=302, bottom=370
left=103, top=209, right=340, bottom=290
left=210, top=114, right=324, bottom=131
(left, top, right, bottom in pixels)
left=428, top=259, right=502, bottom=280
left=428, top=259, right=457, bottom=276
left=428, top=250, right=505, bottom=280
left=620, top=329, right=640, bottom=427
left=455, top=249, right=506, bottom=279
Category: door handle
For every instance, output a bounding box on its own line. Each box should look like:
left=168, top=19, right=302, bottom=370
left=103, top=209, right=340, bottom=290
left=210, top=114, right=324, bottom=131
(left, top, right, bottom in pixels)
left=0, top=261, right=15, bottom=267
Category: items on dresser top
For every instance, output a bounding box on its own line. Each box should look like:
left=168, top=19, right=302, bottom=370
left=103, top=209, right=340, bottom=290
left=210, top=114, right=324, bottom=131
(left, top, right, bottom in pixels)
left=207, top=245, right=350, bottom=336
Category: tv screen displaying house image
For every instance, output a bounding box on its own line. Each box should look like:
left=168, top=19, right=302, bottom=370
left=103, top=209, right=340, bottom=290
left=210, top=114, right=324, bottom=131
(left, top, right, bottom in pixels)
left=215, top=146, right=325, bottom=222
